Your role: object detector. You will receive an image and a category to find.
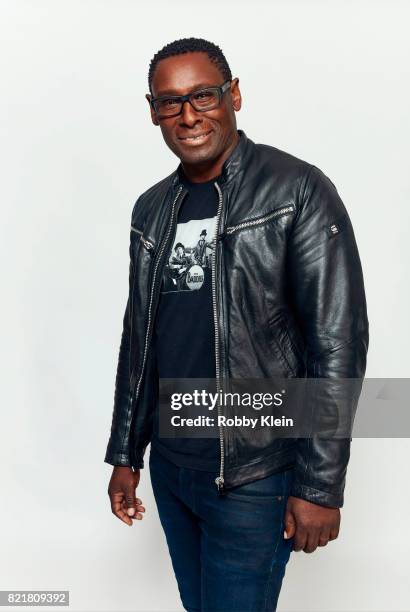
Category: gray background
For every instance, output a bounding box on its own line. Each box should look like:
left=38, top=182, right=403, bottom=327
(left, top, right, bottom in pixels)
left=1, top=0, right=409, bottom=610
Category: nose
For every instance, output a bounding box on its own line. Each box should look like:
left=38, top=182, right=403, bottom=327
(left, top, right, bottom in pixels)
left=179, top=99, right=202, bottom=127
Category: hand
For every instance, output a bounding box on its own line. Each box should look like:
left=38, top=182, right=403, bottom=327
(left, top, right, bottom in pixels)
left=108, top=466, right=145, bottom=526
left=284, top=495, right=340, bottom=553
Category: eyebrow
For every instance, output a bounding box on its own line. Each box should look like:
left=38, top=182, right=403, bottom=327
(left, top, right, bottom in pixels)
left=154, top=83, right=218, bottom=97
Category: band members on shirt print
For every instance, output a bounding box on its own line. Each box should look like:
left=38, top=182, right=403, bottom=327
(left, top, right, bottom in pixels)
left=162, top=220, right=216, bottom=293
left=168, top=242, right=192, bottom=290
left=193, top=229, right=214, bottom=267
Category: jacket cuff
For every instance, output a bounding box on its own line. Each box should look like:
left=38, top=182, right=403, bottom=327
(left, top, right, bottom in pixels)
left=104, top=450, right=144, bottom=470
left=290, top=482, right=343, bottom=508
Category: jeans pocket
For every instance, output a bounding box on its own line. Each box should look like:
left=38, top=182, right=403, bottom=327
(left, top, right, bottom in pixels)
left=226, top=470, right=289, bottom=502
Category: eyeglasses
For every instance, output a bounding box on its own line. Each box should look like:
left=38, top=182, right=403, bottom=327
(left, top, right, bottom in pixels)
left=150, top=80, right=231, bottom=119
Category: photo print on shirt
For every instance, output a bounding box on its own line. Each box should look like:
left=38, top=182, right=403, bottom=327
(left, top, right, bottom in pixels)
left=161, top=216, right=217, bottom=293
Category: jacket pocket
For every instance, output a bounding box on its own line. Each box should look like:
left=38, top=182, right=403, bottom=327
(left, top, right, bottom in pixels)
left=268, top=315, right=303, bottom=377
left=222, top=204, right=295, bottom=237
left=281, top=318, right=305, bottom=369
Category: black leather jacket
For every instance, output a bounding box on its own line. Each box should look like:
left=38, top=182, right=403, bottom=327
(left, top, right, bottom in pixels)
left=104, top=129, right=369, bottom=508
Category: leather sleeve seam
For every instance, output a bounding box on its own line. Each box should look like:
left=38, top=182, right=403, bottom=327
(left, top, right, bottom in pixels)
left=131, top=196, right=142, bottom=223
left=297, top=163, right=316, bottom=212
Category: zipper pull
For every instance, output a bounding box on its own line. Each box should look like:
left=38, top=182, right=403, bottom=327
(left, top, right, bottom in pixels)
left=140, top=235, right=155, bottom=253
left=215, top=476, right=225, bottom=495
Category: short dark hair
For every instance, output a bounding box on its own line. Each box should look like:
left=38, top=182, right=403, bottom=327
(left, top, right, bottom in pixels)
left=148, top=37, right=232, bottom=93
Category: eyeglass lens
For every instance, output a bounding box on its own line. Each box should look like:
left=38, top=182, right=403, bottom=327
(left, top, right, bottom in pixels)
left=155, top=88, right=220, bottom=116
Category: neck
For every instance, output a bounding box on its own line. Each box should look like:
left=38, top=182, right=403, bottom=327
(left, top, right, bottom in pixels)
left=180, top=130, right=240, bottom=183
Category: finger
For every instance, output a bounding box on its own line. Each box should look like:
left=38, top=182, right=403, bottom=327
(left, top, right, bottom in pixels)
left=122, top=497, right=143, bottom=508
left=318, top=528, right=331, bottom=547
left=124, top=487, right=138, bottom=516
left=123, top=497, right=142, bottom=508
left=303, top=529, right=320, bottom=554
left=293, top=528, right=308, bottom=552
left=130, top=504, right=146, bottom=520
left=109, top=491, right=125, bottom=515
left=112, top=498, right=133, bottom=526
left=329, top=525, right=340, bottom=541
left=284, top=511, right=296, bottom=540
left=121, top=498, right=145, bottom=519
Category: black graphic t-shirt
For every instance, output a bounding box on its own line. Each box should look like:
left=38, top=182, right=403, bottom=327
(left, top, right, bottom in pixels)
left=151, top=172, right=221, bottom=471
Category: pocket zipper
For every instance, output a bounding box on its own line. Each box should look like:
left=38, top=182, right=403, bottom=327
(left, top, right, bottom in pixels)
left=140, top=236, right=154, bottom=251
left=131, top=225, right=154, bottom=252
left=224, top=204, right=295, bottom=236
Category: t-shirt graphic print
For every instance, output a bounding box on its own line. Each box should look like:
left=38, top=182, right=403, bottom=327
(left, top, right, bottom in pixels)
left=162, top=218, right=216, bottom=293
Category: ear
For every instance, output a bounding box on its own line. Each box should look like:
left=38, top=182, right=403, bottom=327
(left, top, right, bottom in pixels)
left=146, top=93, right=159, bottom=126
left=230, top=78, right=242, bottom=112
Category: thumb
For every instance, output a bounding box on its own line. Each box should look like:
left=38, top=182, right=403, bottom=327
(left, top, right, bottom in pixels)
left=125, top=487, right=137, bottom=517
left=284, top=509, right=296, bottom=539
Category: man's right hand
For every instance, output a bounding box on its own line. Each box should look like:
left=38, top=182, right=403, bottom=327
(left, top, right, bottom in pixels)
left=108, top=466, right=145, bottom=526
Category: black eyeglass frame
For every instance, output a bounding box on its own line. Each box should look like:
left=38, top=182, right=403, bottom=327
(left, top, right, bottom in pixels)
left=150, top=80, right=232, bottom=119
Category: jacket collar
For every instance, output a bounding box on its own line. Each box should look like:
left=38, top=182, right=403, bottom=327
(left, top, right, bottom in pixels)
left=172, top=129, right=250, bottom=188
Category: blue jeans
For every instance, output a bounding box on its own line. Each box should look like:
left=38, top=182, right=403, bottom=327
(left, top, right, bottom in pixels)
left=149, top=446, right=294, bottom=612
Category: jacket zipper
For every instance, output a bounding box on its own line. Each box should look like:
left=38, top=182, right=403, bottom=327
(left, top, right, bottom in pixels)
left=224, top=204, right=295, bottom=235
left=130, top=185, right=184, bottom=422
left=213, top=181, right=225, bottom=493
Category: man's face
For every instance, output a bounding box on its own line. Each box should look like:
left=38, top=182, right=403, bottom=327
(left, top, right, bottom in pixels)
left=146, top=52, right=241, bottom=165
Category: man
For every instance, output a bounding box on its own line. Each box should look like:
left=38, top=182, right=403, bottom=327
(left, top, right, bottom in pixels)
left=168, top=242, right=192, bottom=289
left=105, top=37, right=369, bottom=611
left=193, top=229, right=214, bottom=267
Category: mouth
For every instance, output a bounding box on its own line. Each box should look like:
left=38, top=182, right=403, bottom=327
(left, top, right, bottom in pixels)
left=177, top=129, right=213, bottom=146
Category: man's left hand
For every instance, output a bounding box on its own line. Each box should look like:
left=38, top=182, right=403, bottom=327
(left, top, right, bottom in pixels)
left=284, top=495, right=340, bottom=553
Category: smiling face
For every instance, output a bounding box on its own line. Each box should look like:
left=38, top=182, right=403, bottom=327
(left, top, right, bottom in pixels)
left=146, top=52, right=242, bottom=178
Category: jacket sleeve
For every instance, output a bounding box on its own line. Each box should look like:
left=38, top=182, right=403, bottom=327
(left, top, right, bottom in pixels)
left=104, top=201, right=141, bottom=469
left=287, top=165, right=369, bottom=508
